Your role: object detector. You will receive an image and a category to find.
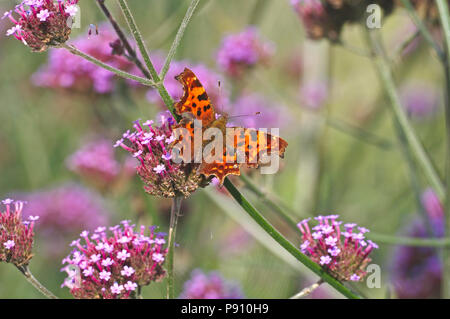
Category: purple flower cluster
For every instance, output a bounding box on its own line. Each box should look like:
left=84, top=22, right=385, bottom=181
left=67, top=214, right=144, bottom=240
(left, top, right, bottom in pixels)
left=21, top=185, right=109, bottom=254
left=116, top=112, right=209, bottom=198
left=32, top=23, right=139, bottom=94
left=298, top=215, right=378, bottom=282
left=291, top=0, right=334, bottom=40
left=1, top=199, right=37, bottom=267
left=66, top=138, right=135, bottom=189
left=390, top=189, right=444, bottom=298
left=61, top=221, right=167, bottom=299
left=4, top=0, right=79, bottom=52
left=216, top=27, right=275, bottom=78
left=179, top=269, right=244, bottom=299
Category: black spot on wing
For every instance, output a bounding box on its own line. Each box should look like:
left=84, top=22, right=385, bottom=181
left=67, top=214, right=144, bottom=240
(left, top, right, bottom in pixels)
left=198, top=92, right=208, bottom=101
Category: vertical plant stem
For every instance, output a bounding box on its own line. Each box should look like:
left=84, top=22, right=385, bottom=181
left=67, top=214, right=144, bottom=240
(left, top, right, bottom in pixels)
left=166, top=195, right=183, bottom=299
left=239, top=174, right=301, bottom=234
left=223, top=179, right=361, bottom=299
left=364, top=30, right=445, bottom=200
left=289, top=279, right=323, bottom=299
left=60, top=43, right=155, bottom=87
left=116, top=0, right=182, bottom=120
left=96, top=0, right=152, bottom=79
left=399, top=0, right=444, bottom=59
left=159, top=0, right=200, bottom=81
left=117, top=0, right=159, bottom=81
left=436, top=0, right=450, bottom=299
left=16, top=265, right=58, bottom=299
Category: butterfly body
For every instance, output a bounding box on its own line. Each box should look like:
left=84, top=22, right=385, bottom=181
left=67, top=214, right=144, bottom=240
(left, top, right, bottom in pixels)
left=172, top=68, right=288, bottom=185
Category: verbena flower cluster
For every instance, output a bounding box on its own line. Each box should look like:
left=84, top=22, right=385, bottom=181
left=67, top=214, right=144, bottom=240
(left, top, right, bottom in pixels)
left=298, top=215, right=378, bottom=282
left=21, top=185, right=109, bottom=254
left=116, top=111, right=210, bottom=198
left=0, top=199, right=37, bottom=267
left=66, top=138, right=135, bottom=189
left=4, top=0, right=79, bottom=52
left=61, top=221, right=167, bottom=299
left=179, top=269, right=244, bottom=299
left=390, top=189, right=444, bottom=298
left=32, top=23, right=139, bottom=93
left=291, top=0, right=394, bottom=41
left=216, top=26, right=275, bottom=78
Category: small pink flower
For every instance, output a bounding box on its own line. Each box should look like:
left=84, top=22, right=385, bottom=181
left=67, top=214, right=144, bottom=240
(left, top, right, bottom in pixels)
left=110, top=282, right=124, bottom=295
left=3, top=240, right=15, bottom=250
left=36, top=9, right=50, bottom=21
left=124, top=281, right=138, bottom=291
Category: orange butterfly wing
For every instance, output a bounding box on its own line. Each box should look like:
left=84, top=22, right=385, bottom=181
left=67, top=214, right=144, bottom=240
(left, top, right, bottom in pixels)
left=172, top=68, right=288, bottom=185
left=198, top=127, right=288, bottom=184
left=174, top=68, right=216, bottom=126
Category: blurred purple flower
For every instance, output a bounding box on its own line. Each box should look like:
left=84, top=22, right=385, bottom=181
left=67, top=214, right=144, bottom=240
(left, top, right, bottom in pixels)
left=179, top=269, right=244, bottom=299
left=66, top=138, right=121, bottom=185
left=291, top=0, right=334, bottom=40
left=216, top=26, right=275, bottom=78
left=300, top=81, right=328, bottom=110
left=390, top=189, right=444, bottom=298
left=31, top=23, right=142, bottom=94
left=399, top=82, right=439, bottom=119
left=21, top=184, right=110, bottom=255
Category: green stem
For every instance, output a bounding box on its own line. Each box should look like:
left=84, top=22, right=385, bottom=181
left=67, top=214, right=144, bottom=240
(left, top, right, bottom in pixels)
left=60, top=43, right=155, bottom=87
left=364, top=30, right=445, bottom=200
left=117, top=0, right=182, bottom=120
left=242, top=173, right=450, bottom=248
left=159, top=0, right=200, bottom=81
left=368, top=232, right=450, bottom=248
left=166, top=195, right=182, bottom=299
left=239, top=174, right=301, bottom=234
left=399, top=0, right=445, bottom=60
left=16, top=265, right=58, bottom=299
left=222, top=179, right=361, bottom=299
left=96, top=0, right=152, bottom=79
left=436, top=0, right=450, bottom=299
left=117, top=0, right=160, bottom=81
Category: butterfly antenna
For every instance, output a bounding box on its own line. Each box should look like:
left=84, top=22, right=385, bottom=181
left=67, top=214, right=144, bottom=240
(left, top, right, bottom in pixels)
left=217, top=80, right=223, bottom=115
left=228, top=112, right=261, bottom=119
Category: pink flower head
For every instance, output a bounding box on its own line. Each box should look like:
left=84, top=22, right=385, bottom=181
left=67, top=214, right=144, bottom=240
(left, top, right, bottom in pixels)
left=66, top=138, right=134, bottom=190
left=31, top=22, right=143, bottom=94
left=118, top=112, right=211, bottom=198
left=216, top=26, right=275, bottom=78
left=1, top=199, right=36, bottom=266
left=62, top=222, right=168, bottom=299
left=179, top=269, right=244, bottom=299
left=20, top=184, right=109, bottom=256
left=4, top=0, right=80, bottom=52
left=297, top=214, right=376, bottom=282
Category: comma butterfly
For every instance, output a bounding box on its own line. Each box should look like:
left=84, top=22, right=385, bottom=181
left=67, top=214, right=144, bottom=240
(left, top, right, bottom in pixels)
left=172, top=68, right=288, bottom=185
